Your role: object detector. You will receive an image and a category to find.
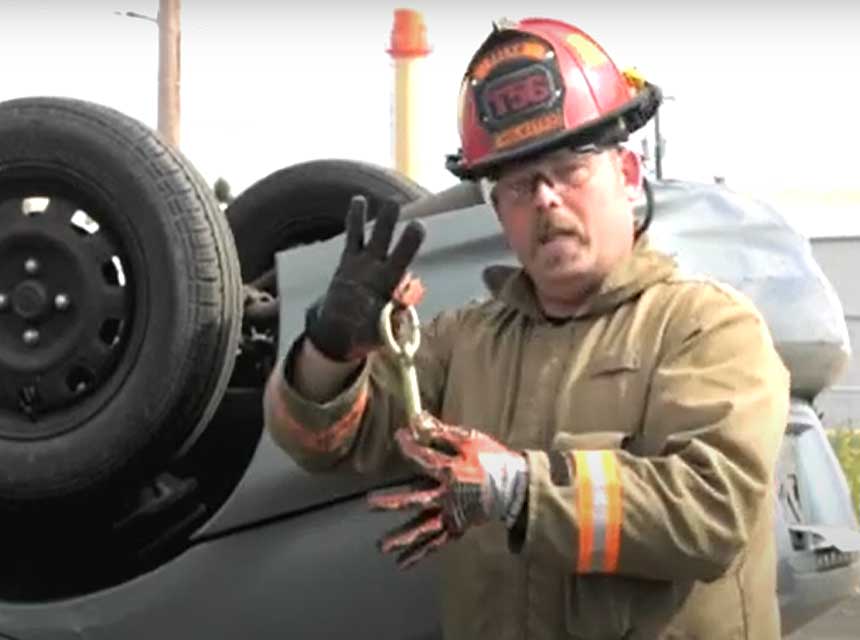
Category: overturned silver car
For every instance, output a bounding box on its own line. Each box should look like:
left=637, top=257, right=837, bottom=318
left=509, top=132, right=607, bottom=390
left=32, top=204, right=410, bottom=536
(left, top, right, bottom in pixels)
left=0, top=97, right=856, bottom=638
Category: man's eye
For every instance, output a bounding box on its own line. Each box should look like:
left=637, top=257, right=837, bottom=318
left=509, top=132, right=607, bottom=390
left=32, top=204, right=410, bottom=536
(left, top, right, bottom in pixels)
left=560, top=162, right=589, bottom=183
left=564, top=161, right=588, bottom=174
left=498, top=179, right=528, bottom=198
left=511, top=179, right=532, bottom=195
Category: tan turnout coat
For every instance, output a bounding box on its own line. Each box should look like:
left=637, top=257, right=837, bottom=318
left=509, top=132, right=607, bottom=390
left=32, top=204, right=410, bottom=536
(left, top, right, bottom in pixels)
left=265, top=237, right=790, bottom=640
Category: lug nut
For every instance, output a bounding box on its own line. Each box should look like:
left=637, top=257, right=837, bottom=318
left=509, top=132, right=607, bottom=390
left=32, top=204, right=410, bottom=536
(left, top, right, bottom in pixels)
left=23, top=329, right=40, bottom=346
left=24, top=258, right=40, bottom=275
left=0, top=293, right=8, bottom=311
left=54, top=293, right=71, bottom=311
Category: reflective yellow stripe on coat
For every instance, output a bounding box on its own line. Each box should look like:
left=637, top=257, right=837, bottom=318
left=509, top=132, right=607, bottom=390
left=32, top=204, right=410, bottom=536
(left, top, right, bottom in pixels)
left=572, top=450, right=622, bottom=573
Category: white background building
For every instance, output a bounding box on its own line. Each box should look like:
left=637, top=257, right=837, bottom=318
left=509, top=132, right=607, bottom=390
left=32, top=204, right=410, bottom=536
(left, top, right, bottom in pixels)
left=811, top=237, right=859, bottom=428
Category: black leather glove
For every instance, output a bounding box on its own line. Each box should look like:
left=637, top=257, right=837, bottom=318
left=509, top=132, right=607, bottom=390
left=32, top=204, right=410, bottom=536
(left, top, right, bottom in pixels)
left=305, top=195, right=426, bottom=361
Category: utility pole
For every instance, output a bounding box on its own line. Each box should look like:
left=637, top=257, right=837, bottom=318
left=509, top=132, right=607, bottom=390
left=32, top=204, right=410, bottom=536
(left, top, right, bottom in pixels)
left=158, top=0, right=181, bottom=148
left=652, top=95, right=675, bottom=180
left=654, top=106, right=663, bottom=180
left=116, top=1, right=181, bottom=147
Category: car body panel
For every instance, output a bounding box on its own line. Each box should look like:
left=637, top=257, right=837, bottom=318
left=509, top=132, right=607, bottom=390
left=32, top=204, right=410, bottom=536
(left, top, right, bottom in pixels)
left=193, top=430, right=396, bottom=538
left=776, top=399, right=860, bottom=633
left=0, top=498, right=440, bottom=640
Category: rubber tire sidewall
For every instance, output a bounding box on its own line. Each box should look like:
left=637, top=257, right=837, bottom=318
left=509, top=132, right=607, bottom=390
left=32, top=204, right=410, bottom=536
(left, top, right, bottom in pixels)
left=0, top=97, right=241, bottom=506
left=226, top=159, right=430, bottom=283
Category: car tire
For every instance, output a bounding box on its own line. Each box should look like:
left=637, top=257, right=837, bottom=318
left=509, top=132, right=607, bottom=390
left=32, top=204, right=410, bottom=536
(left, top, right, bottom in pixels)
left=226, top=159, right=430, bottom=283
left=0, top=97, right=242, bottom=508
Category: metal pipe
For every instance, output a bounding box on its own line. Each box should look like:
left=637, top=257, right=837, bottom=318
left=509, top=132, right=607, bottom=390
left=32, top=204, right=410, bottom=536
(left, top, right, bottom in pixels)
left=387, top=10, right=430, bottom=181
left=399, top=181, right=484, bottom=221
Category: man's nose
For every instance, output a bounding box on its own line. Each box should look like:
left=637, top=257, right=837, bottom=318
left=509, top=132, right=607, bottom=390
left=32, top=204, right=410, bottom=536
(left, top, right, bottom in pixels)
left=531, top=178, right=563, bottom=210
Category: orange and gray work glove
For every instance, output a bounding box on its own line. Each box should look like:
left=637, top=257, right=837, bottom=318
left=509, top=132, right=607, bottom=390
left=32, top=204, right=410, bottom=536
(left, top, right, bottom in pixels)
left=304, top=195, right=426, bottom=362
left=368, top=416, right=529, bottom=569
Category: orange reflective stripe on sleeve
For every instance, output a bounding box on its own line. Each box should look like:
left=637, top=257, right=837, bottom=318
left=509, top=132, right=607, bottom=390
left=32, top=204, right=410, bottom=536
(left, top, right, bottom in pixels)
left=571, top=450, right=623, bottom=573
left=267, top=373, right=368, bottom=453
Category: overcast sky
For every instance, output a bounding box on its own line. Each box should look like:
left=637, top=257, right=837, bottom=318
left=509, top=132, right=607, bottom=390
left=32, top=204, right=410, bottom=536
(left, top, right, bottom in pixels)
left=1, top=0, right=858, bottom=235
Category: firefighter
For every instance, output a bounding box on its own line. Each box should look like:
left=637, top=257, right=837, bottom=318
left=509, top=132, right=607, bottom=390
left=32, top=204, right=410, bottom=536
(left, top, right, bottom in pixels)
left=265, top=17, right=789, bottom=640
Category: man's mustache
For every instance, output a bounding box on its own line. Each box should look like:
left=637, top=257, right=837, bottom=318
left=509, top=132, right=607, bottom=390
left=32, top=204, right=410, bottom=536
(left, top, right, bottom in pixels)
left=534, top=217, right=585, bottom=245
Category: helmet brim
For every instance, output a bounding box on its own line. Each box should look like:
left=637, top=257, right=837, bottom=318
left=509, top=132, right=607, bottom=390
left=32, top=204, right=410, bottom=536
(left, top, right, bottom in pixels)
left=447, top=82, right=662, bottom=181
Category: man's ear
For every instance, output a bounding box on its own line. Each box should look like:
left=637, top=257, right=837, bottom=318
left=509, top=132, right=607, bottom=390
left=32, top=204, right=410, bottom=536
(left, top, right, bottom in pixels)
left=618, top=147, right=643, bottom=202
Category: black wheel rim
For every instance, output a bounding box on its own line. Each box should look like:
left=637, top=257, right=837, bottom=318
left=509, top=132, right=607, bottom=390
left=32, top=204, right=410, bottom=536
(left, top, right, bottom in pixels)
left=0, top=189, right=133, bottom=437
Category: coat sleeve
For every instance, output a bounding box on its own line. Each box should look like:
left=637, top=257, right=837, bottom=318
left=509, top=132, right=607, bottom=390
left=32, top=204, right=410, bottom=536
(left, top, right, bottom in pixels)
left=263, top=308, right=462, bottom=474
left=517, top=283, right=790, bottom=582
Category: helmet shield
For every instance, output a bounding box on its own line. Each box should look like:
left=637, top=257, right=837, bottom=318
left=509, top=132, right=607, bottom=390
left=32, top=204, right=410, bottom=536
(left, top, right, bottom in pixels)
left=470, top=36, right=565, bottom=150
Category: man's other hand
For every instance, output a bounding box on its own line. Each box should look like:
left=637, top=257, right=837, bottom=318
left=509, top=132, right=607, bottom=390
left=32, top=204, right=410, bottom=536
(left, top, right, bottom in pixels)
left=368, top=416, right=528, bottom=569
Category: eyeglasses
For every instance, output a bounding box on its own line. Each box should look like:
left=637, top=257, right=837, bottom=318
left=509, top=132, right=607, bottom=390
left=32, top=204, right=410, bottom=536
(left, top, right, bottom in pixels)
left=480, top=145, right=613, bottom=211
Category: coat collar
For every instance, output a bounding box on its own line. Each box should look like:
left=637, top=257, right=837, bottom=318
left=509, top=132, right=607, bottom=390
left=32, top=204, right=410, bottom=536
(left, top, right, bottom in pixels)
left=482, top=235, right=677, bottom=321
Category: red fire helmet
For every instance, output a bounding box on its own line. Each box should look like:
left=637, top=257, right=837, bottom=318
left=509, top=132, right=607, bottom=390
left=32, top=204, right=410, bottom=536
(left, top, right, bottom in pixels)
left=446, top=18, right=662, bottom=180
